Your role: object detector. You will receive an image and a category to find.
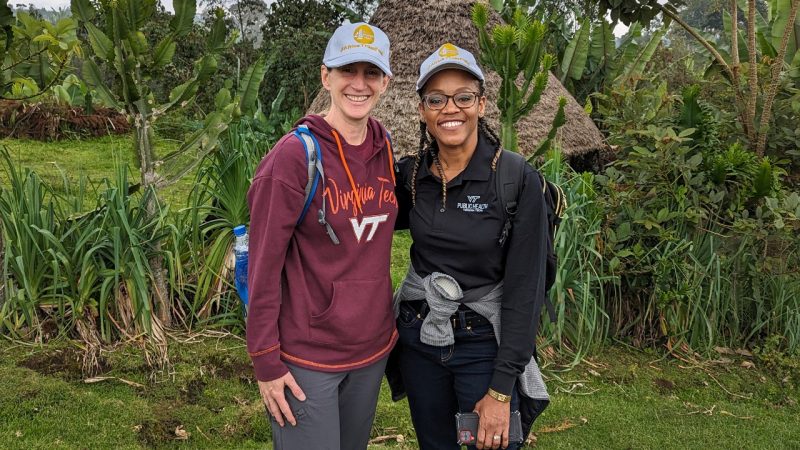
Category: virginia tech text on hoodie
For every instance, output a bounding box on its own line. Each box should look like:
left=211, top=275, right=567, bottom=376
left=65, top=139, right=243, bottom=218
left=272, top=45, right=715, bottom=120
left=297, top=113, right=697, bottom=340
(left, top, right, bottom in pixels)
left=246, top=115, right=399, bottom=381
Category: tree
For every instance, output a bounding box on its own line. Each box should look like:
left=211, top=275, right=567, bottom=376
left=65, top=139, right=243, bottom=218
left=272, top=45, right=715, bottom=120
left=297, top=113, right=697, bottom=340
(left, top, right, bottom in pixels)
left=202, top=0, right=270, bottom=46
left=594, top=0, right=686, bottom=26
left=70, top=0, right=264, bottom=333
left=260, top=0, right=343, bottom=113
left=590, top=0, right=799, bottom=157
left=0, top=1, right=79, bottom=100
left=259, top=0, right=377, bottom=114
left=660, top=0, right=800, bottom=156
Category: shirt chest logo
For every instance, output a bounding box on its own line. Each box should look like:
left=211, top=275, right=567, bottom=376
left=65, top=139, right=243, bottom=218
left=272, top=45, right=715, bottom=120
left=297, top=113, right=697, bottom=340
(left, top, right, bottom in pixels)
left=457, top=195, right=489, bottom=213
left=349, top=214, right=389, bottom=242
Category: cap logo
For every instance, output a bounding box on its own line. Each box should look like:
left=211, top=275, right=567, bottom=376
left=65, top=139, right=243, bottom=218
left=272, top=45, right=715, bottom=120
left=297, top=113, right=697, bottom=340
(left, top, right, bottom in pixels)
left=438, top=43, right=459, bottom=57
left=353, top=25, right=375, bottom=44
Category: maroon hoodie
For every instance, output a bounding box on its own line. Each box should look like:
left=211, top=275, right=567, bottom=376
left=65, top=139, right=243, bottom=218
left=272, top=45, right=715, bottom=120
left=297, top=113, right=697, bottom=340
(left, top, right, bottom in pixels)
left=246, top=115, right=398, bottom=381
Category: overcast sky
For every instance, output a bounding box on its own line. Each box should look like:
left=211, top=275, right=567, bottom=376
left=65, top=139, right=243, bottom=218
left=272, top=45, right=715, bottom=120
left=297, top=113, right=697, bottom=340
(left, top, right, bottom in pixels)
left=14, top=0, right=177, bottom=12
left=15, top=0, right=84, bottom=9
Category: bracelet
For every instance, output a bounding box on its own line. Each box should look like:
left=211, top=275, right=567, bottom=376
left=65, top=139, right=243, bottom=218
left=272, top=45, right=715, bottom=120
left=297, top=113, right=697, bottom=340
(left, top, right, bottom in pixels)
left=487, top=388, right=511, bottom=403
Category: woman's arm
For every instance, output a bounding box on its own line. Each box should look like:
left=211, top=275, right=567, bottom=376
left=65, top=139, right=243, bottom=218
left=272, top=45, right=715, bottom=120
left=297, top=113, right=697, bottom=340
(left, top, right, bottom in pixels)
left=490, top=166, right=549, bottom=396
left=245, top=137, right=308, bottom=383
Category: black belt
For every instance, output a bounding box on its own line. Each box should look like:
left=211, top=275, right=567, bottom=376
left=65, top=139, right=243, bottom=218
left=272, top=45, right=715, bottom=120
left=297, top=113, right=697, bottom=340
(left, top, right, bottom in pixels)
left=403, top=300, right=491, bottom=329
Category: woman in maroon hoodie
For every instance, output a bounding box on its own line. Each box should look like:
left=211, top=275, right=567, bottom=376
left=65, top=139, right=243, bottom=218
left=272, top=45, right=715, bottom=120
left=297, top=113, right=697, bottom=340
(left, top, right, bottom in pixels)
left=246, top=22, right=398, bottom=450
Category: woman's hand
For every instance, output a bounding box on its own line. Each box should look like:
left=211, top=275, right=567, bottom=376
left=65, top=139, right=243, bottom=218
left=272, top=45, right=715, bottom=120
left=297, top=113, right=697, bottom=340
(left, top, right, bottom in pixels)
left=258, top=372, right=306, bottom=427
left=473, top=394, right=511, bottom=449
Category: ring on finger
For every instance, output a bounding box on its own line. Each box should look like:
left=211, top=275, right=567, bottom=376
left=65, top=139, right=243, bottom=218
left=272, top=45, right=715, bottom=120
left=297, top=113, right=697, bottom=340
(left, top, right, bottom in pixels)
left=493, top=434, right=502, bottom=440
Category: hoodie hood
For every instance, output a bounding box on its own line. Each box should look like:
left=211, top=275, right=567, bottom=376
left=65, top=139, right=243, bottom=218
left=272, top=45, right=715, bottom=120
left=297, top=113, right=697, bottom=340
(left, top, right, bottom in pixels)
left=295, top=114, right=389, bottom=161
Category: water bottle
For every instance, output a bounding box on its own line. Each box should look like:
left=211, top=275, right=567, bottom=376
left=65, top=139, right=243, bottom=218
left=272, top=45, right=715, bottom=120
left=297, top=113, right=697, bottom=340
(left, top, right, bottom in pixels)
left=232, top=225, right=249, bottom=317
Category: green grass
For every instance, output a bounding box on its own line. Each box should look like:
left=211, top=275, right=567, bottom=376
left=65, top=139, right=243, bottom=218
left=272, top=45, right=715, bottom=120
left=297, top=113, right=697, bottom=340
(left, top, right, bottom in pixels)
left=1, top=336, right=797, bottom=449
left=0, top=134, right=194, bottom=209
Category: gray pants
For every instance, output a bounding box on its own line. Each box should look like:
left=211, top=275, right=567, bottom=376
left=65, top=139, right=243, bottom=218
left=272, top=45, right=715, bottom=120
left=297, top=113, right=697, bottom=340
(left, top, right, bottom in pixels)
left=269, top=357, right=387, bottom=450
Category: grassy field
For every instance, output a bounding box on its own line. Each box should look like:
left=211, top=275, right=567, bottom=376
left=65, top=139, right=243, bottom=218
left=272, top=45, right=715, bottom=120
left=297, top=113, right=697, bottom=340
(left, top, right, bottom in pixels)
left=1, top=335, right=798, bottom=449
left=0, top=134, right=194, bottom=209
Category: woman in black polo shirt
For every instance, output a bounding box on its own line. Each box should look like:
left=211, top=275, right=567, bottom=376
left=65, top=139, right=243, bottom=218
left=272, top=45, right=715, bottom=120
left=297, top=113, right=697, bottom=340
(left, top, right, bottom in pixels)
left=393, top=44, right=550, bottom=450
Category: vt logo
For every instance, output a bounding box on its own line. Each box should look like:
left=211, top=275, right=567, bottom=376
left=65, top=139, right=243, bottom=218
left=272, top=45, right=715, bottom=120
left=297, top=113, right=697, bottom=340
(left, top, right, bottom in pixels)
left=467, top=195, right=480, bottom=203
left=349, top=214, right=389, bottom=243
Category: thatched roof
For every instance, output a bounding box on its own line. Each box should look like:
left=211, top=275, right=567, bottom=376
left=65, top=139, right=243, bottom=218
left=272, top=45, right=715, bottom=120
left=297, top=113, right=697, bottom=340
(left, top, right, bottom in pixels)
left=308, top=0, right=606, bottom=159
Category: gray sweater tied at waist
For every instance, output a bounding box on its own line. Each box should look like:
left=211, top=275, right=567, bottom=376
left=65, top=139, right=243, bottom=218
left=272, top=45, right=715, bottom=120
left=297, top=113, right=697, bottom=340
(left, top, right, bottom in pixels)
left=393, top=266, right=549, bottom=400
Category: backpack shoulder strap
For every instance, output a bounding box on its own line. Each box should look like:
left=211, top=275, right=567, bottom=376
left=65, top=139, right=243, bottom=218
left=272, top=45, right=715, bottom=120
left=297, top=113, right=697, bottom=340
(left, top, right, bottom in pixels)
left=293, top=125, right=339, bottom=245
left=293, top=125, right=321, bottom=225
left=495, top=150, right=558, bottom=324
left=495, top=150, right=526, bottom=246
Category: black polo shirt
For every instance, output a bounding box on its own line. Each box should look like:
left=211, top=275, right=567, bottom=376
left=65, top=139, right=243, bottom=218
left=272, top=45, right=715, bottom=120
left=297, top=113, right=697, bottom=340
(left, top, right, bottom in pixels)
left=396, top=133, right=549, bottom=395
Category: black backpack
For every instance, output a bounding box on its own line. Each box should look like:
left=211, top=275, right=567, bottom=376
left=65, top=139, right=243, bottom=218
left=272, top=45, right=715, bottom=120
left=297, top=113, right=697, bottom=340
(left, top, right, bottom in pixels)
left=495, top=150, right=566, bottom=323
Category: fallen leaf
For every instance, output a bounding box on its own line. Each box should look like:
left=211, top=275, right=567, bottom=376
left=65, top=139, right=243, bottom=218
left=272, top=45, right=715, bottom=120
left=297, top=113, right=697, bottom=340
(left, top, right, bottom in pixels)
left=713, top=357, right=734, bottom=365
left=740, top=361, right=755, bottom=369
left=116, top=378, right=145, bottom=389
left=84, top=376, right=113, bottom=383
left=175, top=425, right=190, bottom=440
left=15, top=431, right=22, bottom=438
left=588, top=369, right=601, bottom=377
left=714, top=346, right=736, bottom=355
left=735, top=349, right=753, bottom=358
left=83, top=376, right=144, bottom=389
left=539, top=418, right=584, bottom=434
left=368, top=435, right=404, bottom=444
left=132, top=425, right=142, bottom=432
left=720, top=410, right=754, bottom=420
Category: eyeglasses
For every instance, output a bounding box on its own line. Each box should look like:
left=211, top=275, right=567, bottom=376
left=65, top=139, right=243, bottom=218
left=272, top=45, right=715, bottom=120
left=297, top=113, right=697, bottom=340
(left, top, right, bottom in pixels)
left=422, top=92, right=480, bottom=110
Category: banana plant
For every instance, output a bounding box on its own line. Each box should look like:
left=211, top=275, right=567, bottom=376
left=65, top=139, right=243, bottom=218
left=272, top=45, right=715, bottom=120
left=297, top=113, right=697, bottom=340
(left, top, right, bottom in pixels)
left=70, top=0, right=263, bottom=330
left=472, top=3, right=567, bottom=156
left=560, top=17, right=591, bottom=84
left=557, top=17, right=670, bottom=100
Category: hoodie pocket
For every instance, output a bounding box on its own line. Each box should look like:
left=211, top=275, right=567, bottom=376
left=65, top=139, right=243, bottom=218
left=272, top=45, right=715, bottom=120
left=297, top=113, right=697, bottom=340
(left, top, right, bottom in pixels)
left=309, top=278, right=394, bottom=346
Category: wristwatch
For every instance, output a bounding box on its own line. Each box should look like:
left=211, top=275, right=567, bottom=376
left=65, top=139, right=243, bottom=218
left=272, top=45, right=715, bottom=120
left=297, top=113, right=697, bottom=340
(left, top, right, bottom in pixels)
left=487, top=388, right=511, bottom=403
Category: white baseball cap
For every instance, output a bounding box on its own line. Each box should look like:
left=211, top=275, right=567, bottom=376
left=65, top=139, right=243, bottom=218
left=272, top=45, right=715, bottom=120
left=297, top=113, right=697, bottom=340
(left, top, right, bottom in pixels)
left=417, top=43, right=485, bottom=91
left=323, top=22, right=392, bottom=77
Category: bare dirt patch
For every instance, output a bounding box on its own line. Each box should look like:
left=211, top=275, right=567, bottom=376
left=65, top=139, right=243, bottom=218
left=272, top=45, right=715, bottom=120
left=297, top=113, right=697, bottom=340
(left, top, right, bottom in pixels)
left=17, top=347, right=109, bottom=380
left=203, top=354, right=254, bottom=383
left=137, top=416, right=183, bottom=447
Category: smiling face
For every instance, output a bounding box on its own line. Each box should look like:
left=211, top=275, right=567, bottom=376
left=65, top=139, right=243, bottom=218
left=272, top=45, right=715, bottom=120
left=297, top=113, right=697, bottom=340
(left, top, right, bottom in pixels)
left=322, top=62, right=389, bottom=128
left=418, top=69, right=486, bottom=153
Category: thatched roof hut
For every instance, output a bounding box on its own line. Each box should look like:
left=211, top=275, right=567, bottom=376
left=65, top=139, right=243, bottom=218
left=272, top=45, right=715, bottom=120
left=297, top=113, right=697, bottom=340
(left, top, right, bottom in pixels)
left=308, top=0, right=607, bottom=163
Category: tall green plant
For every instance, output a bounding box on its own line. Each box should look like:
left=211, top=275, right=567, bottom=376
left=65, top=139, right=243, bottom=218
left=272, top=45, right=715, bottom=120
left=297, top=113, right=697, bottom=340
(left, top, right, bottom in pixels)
left=171, top=121, right=262, bottom=327
left=597, top=123, right=800, bottom=353
left=539, top=148, right=612, bottom=365
left=472, top=3, right=567, bottom=155
left=70, top=0, right=265, bottom=328
left=0, top=147, right=167, bottom=354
